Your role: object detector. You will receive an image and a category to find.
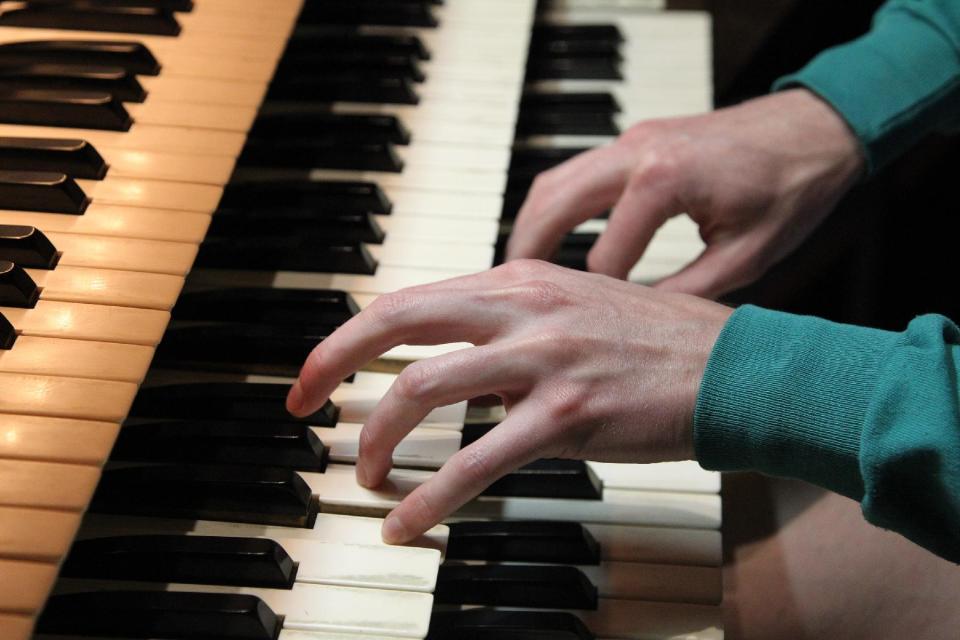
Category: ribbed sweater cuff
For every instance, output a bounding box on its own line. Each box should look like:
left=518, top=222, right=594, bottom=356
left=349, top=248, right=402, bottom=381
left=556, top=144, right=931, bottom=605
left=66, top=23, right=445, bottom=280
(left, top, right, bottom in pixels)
left=694, top=306, right=898, bottom=500
left=773, top=7, right=960, bottom=174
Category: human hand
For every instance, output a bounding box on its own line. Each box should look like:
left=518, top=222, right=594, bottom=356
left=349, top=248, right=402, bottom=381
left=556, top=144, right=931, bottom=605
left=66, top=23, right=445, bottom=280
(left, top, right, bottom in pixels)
left=506, top=89, right=864, bottom=299
left=287, top=260, right=733, bottom=544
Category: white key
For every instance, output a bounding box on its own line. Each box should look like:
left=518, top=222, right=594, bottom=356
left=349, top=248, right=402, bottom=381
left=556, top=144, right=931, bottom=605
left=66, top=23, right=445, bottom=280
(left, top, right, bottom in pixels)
left=587, top=461, right=721, bottom=494
left=0, top=205, right=210, bottom=243
left=26, top=265, right=184, bottom=310
left=75, top=177, right=222, bottom=213
left=0, top=123, right=245, bottom=156
left=82, top=512, right=450, bottom=556
left=1, top=300, right=169, bottom=346
left=303, top=465, right=722, bottom=529
left=0, top=335, right=153, bottom=382
left=45, top=232, right=197, bottom=276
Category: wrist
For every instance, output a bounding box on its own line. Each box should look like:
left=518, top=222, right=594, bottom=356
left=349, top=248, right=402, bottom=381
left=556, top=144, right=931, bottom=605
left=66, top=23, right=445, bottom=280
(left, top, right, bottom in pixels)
left=784, top=88, right=866, bottom=185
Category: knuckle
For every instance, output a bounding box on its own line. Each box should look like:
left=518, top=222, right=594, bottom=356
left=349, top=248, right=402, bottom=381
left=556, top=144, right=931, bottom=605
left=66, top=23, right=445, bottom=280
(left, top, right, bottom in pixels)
left=457, top=446, right=496, bottom=486
left=620, top=120, right=661, bottom=145
left=521, top=278, right=572, bottom=310
left=630, top=147, right=682, bottom=188
left=497, top=258, right=550, bottom=281
left=394, top=361, right=437, bottom=402
left=367, top=290, right=416, bottom=326
left=406, top=490, right=438, bottom=526
left=545, top=383, right=591, bottom=422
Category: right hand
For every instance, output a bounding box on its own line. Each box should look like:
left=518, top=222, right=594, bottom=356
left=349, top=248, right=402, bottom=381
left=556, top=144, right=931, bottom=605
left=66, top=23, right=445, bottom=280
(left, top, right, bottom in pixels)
left=506, top=88, right=865, bottom=299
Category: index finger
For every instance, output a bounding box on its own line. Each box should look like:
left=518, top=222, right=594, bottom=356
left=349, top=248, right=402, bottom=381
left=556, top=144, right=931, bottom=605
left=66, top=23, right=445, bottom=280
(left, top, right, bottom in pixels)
left=506, top=143, right=632, bottom=261
left=287, top=284, right=503, bottom=417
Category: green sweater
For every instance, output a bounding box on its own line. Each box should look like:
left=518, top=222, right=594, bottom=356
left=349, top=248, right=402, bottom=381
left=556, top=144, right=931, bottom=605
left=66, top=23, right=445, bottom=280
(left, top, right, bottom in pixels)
left=695, top=0, right=960, bottom=562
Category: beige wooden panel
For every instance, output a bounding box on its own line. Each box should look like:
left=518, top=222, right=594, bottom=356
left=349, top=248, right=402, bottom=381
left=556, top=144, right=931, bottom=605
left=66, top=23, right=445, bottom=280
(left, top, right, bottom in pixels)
left=0, top=336, right=154, bottom=383
left=0, top=507, right=81, bottom=563
left=0, top=373, right=136, bottom=422
left=0, top=415, right=118, bottom=466
left=0, top=460, right=100, bottom=511
left=0, top=559, right=58, bottom=614
left=28, top=267, right=184, bottom=311
left=2, top=301, right=169, bottom=346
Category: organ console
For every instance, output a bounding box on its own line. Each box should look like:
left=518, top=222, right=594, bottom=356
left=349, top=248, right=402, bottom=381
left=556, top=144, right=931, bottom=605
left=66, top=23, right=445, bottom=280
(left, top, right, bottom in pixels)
left=0, top=1, right=723, bottom=638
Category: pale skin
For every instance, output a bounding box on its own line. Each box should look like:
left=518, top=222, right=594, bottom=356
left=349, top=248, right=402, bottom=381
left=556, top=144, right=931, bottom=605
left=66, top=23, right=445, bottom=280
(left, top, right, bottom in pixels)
left=287, top=87, right=864, bottom=545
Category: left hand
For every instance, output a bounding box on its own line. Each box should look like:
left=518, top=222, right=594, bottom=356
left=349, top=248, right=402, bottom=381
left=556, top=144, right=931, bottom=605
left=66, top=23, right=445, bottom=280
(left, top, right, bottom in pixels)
left=287, top=260, right=732, bottom=544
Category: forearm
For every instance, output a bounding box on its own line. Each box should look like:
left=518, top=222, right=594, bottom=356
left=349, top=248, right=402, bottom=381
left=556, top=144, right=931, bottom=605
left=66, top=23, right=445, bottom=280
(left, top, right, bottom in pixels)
left=695, top=306, right=960, bottom=562
left=774, top=0, right=960, bottom=173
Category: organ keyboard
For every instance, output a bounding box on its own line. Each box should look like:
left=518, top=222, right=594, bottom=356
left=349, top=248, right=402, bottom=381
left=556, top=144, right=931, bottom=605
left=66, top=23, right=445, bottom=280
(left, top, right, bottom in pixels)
left=0, top=1, right=722, bottom=638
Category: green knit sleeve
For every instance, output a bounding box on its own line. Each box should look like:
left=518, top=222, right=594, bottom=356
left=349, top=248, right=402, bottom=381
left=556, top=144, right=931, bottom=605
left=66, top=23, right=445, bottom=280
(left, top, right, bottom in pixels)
left=694, top=306, right=960, bottom=562
left=773, top=0, right=960, bottom=174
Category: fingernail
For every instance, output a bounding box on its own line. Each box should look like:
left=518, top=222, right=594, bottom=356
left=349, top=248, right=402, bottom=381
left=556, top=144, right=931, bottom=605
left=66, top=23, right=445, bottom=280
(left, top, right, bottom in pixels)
left=287, top=380, right=303, bottom=414
left=382, top=515, right=408, bottom=545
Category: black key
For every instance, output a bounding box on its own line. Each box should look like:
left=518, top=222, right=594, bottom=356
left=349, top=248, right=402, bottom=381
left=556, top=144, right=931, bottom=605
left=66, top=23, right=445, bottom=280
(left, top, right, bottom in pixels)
left=37, top=592, right=282, bottom=640
left=0, top=170, right=89, bottom=214
left=484, top=459, right=602, bottom=500
left=553, top=233, right=598, bottom=271
left=0, top=40, right=161, bottom=75
left=239, top=139, right=404, bottom=173
left=172, top=288, right=359, bottom=326
left=0, top=62, right=147, bottom=102
left=532, top=25, right=624, bottom=45
left=130, top=383, right=340, bottom=426
left=153, top=323, right=338, bottom=377
left=195, top=236, right=378, bottom=275
left=63, top=535, right=297, bottom=588
left=0, top=225, right=60, bottom=269
left=0, top=260, right=39, bottom=308
left=516, top=110, right=619, bottom=137
left=252, top=112, right=411, bottom=145
left=298, top=1, right=438, bottom=27
left=208, top=209, right=386, bottom=245
left=0, top=5, right=182, bottom=36
left=113, top=420, right=329, bottom=471
left=446, top=521, right=601, bottom=565
left=275, top=51, right=425, bottom=83
left=0, top=310, right=15, bottom=349
left=285, top=29, right=430, bottom=60
left=0, top=87, right=132, bottom=131
left=436, top=564, right=598, bottom=609
left=0, top=137, right=107, bottom=179
left=220, top=181, right=392, bottom=215
left=527, top=57, right=622, bottom=81
left=509, top=148, right=588, bottom=176
left=520, top=92, right=621, bottom=114
left=429, top=609, right=594, bottom=640
left=529, top=38, right=623, bottom=59
left=90, top=464, right=317, bottom=527
left=28, top=0, right=194, bottom=11
left=268, top=74, right=420, bottom=105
